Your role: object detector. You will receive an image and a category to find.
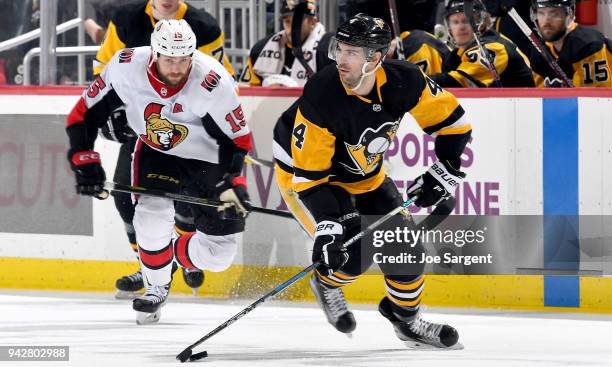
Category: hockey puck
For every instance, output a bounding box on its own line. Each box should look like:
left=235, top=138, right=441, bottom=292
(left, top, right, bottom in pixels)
left=189, top=351, right=208, bottom=361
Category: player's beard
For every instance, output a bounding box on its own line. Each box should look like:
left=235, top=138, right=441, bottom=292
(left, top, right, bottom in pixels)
left=541, top=27, right=566, bottom=42
left=160, top=71, right=187, bottom=88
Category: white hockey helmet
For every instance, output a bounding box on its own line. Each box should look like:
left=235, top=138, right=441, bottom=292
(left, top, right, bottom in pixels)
left=150, top=19, right=197, bottom=58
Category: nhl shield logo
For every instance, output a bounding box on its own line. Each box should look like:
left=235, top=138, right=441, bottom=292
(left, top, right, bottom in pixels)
left=373, top=104, right=382, bottom=112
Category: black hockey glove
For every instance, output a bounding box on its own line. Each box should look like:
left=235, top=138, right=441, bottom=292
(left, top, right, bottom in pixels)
left=215, top=174, right=252, bottom=217
left=68, top=149, right=108, bottom=199
left=99, top=106, right=135, bottom=143
left=312, top=218, right=349, bottom=275
left=406, top=160, right=465, bottom=208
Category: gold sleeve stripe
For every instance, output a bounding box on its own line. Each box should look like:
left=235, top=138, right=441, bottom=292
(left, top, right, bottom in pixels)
left=422, top=105, right=465, bottom=135
left=435, top=114, right=471, bottom=136
left=94, top=21, right=126, bottom=75
left=197, top=32, right=236, bottom=76
left=437, top=124, right=472, bottom=136
left=409, top=77, right=464, bottom=135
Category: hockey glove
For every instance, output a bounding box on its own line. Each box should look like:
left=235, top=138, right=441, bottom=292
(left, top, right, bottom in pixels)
left=215, top=174, right=252, bottom=217
left=406, top=160, right=465, bottom=208
left=313, top=219, right=349, bottom=275
left=68, top=149, right=108, bottom=199
left=99, top=106, right=135, bottom=143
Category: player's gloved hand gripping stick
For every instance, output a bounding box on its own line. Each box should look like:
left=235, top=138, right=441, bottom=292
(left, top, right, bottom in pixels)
left=175, top=195, right=456, bottom=362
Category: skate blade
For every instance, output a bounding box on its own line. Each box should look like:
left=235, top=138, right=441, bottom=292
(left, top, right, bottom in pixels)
left=115, top=290, right=142, bottom=300
left=136, top=310, right=161, bottom=325
left=403, top=339, right=464, bottom=350
left=191, top=288, right=198, bottom=296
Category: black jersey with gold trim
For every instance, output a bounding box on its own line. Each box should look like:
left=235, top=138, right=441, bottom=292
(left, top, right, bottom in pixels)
left=94, top=1, right=233, bottom=76
left=400, top=29, right=451, bottom=75
left=530, top=24, right=612, bottom=88
left=431, top=30, right=534, bottom=88
left=289, top=60, right=471, bottom=199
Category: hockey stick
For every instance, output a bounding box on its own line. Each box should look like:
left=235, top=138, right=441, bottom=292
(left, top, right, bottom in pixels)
left=506, top=7, right=573, bottom=87
left=290, top=1, right=315, bottom=78
left=176, top=195, right=457, bottom=362
left=387, top=0, right=405, bottom=60
left=176, top=197, right=418, bottom=362
left=464, top=0, right=503, bottom=87
left=244, top=155, right=274, bottom=168
left=103, top=182, right=294, bottom=219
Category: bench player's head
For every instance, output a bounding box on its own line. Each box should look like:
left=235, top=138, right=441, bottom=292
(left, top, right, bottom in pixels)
left=328, top=13, right=391, bottom=91
left=281, top=0, right=319, bottom=44
left=150, top=19, right=196, bottom=87
left=152, top=0, right=182, bottom=20
left=444, top=0, right=490, bottom=48
left=531, top=0, right=575, bottom=42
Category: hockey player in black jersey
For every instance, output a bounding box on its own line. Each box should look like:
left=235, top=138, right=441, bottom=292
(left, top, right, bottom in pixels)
left=529, top=0, right=611, bottom=87
left=431, top=0, right=534, bottom=88
left=273, top=14, right=472, bottom=349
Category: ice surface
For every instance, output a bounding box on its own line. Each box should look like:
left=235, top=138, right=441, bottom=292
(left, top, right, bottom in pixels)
left=0, top=291, right=611, bottom=367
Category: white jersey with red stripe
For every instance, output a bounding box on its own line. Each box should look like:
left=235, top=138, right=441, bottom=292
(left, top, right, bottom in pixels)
left=67, top=46, right=251, bottom=162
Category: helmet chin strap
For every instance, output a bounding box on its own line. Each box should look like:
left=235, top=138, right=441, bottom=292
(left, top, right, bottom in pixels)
left=345, top=59, right=382, bottom=92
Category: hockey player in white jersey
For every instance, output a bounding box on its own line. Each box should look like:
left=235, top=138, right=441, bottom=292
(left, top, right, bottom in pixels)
left=66, top=19, right=253, bottom=324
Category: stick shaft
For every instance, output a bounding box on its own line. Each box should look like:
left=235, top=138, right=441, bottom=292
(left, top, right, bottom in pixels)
left=506, top=8, right=573, bottom=87
left=104, top=182, right=294, bottom=219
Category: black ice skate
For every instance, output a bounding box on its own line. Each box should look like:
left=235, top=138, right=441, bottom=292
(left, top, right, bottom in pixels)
left=114, top=269, right=144, bottom=299
left=182, top=268, right=204, bottom=295
left=132, top=279, right=170, bottom=325
left=379, top=297, right=462, bottom=350
left=309, top=273, right=356, bottom=335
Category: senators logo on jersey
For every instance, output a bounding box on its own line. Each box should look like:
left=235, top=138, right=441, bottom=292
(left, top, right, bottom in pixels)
left=141, top=102, right=188, bottom=151
left=342, top=120, right=399, bottom=176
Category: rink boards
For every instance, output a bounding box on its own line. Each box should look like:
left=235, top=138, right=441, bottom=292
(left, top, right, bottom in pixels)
left=0, top=86, right=611, bottom=313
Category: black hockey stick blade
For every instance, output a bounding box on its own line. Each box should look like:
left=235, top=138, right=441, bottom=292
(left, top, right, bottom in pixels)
left=387, top=0, right=405, bottom=60
left=291, top=1, right=315, bottom=78
left=103, top=182, right=294, bottom=219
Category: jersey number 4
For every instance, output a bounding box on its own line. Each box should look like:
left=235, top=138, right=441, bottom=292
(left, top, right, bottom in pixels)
left=293, top=123, right=306, bottom=150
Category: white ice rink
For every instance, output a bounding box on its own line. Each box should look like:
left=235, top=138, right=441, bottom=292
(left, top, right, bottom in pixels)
left=1, top=291, right=611, bottom=367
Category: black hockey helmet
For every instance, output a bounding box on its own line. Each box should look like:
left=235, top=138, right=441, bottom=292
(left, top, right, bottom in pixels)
left=332, top=13, right=392, bottom=60
left=531, top=0, right=575, bottom=30
left=444, top=0, right=485, bottom=19
left=531, top=0, right=576, bottom=11
left=280, top=0, right=317, bottom=17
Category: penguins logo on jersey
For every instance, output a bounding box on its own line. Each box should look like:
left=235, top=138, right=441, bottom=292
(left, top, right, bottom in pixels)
left=342, top=121, right=399, bottom=175
left=141, top=102, right=188, bottom=151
